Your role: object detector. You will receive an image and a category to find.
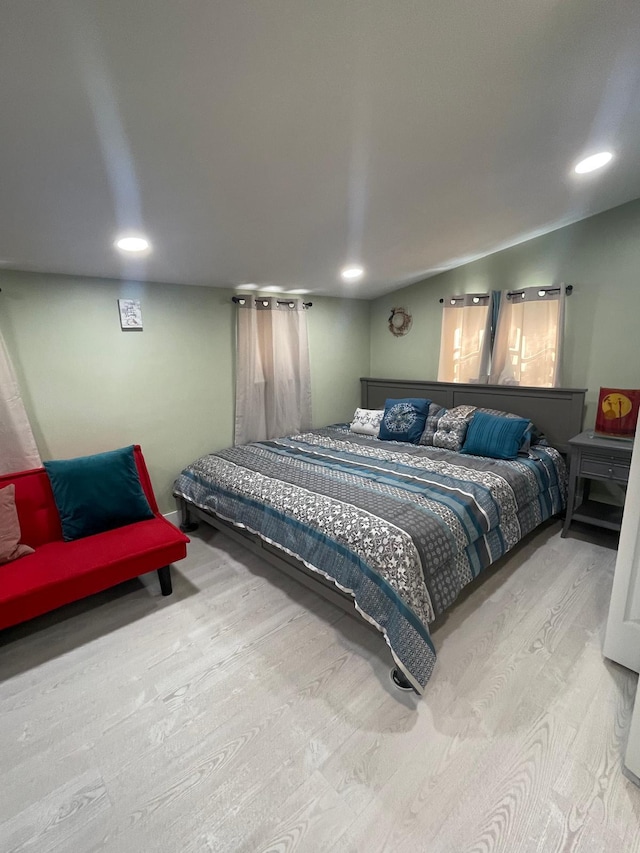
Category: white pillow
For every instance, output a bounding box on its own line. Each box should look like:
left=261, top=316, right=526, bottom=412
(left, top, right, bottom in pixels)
left=350, top=408, right=384, bottom=437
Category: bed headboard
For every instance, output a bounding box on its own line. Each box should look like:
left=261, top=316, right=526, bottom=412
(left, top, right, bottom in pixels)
left=360, top=378, right=586, bottom=454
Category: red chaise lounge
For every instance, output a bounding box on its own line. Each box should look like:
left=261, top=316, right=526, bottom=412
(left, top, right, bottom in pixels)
left=0, top=445, right=189, bottom=631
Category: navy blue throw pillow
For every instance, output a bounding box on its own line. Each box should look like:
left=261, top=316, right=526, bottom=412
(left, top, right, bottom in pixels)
left=379, top=398, right=431, bottom=444
left=462, top=411, right=530, bottom=460
left=44, top=446, right=155, bottom=541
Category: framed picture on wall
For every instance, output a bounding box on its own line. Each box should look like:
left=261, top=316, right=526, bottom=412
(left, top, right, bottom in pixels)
left=118, top=299, right=143, bottom=331
left=595, top=387, right=640, bottom=439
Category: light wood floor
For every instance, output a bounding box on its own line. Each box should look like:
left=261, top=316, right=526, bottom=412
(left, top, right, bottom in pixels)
left=1, top=520, right=639, bottom=852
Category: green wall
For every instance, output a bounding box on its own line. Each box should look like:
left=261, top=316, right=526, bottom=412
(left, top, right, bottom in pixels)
left=0, top=271, right=370, bottom=512
left=370, top=197, right=640, bottom=427
left=4, top=197, right=640, bottom=514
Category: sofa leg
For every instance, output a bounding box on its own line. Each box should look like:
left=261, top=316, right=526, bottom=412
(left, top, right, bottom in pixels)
left=157, top=565, right=172, bottom=596
left=178, top=499, right=199, bottom=533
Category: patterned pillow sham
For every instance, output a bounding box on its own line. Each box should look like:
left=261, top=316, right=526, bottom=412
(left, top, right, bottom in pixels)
left=379, top=398, right=431, bottom=444
left=446, top=405, right=477, bottom=421
left=419, top=403, right=447, bottom=445
left=432, top=414, right=469, bottom=451
left=350, top=408, right=384, bottom=437
left=431, top=404, right=476, bottom=451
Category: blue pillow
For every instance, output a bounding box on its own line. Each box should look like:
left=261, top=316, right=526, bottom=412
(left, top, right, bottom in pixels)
left=462, top=411, right=530, bottom=460
left=44, top=446, right=155, bottom=541
left=379, top=398, right=431, bottom=444
left=473, top=406, right=540, bottom=455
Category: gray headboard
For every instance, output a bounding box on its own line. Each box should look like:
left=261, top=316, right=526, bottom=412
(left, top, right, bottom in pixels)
left=360, top=378, right=586, bottom=453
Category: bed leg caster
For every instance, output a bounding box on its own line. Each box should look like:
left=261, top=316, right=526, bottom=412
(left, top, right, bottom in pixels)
left=157, top=565, right=173, bottom=596
left=390, top=668, right=415, bottom=692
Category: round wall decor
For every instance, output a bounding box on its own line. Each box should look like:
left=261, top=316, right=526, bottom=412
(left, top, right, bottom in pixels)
left=388, top=307, right=413, bottom=337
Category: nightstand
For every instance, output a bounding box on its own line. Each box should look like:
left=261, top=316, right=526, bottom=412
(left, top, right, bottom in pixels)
left=561, top=430, right=633, bottom=537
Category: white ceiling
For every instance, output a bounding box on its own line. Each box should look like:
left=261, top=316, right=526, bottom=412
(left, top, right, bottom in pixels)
left=2, top=1, right=640, bottom=298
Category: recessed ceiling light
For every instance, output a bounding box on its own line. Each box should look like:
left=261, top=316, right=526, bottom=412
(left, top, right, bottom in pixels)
left=115, top=234, right=151, bottom=253
left=260, top=285, right=282, bottom=293
left=288, top=289, right=311, bottom=294
left=341, top=265, right=364, bottom=281
left=236, top=283, right=258, bottom=290
left=573, top=151, right=613, bottom=174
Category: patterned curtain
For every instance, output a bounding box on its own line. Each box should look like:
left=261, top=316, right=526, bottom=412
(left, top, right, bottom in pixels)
left=234, top=298, right=312, bottom=445
left=0, top=329, right=41, bottom=474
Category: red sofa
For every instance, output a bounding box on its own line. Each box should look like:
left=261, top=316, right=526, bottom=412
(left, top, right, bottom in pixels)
left=0, top=446, right=189, bottom=630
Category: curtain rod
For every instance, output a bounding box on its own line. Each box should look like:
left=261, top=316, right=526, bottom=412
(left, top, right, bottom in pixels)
left=506, top=284, right=573, bottom=298
left=438, top=294, right=490, bottom=305
left=232, top=296, right=313, bottom=308
left=439, top=285, right=573, bottom=303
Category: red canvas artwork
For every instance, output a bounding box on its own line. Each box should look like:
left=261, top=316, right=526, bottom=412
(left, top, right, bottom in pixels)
left=594, top=387, right=640, bottom=439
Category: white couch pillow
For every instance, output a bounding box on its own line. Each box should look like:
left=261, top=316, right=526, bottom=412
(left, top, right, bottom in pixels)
left=350, top=408, right=384, bottom=437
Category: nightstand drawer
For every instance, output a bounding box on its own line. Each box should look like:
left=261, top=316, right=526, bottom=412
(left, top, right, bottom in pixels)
left=580, top=455, right=630, bottom=482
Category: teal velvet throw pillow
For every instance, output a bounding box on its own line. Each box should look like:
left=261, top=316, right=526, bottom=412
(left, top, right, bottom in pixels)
left=44, top=446, right=155, bottom=541
left=462, top=411, right=530, bottom=460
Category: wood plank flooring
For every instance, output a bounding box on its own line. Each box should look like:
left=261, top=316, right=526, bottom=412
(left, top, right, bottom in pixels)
left=1, top=521, right=639, bottom=852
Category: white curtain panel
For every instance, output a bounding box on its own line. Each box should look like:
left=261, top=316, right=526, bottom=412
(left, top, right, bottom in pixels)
left=437, top=294, right=492, bottom=384
left=490, top=288, right=565, bottom=387
left=0, top=330, right=41, bottom=474
left=234, top=298, right=312, bottom=445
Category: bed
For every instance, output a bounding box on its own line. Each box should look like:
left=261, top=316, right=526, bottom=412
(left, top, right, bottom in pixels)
left=173, top=378, right=586, bottom=694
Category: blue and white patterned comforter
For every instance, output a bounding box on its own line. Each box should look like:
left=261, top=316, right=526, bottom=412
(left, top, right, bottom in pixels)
left=173, top=426, right=566, bottom=693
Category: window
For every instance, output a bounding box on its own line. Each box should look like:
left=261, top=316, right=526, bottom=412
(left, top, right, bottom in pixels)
left=437, top=294, right=492, bottom=384
left=489, top=288, right=565, bottom=387
left=234, top=298, right=312, bottom=444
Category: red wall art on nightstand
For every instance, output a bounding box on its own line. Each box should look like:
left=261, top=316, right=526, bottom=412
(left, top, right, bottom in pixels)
left=595, top=387, right=640, bottom=439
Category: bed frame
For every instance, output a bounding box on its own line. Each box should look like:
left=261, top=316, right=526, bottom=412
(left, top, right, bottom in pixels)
left=178, top=378, right=586, bottom=690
